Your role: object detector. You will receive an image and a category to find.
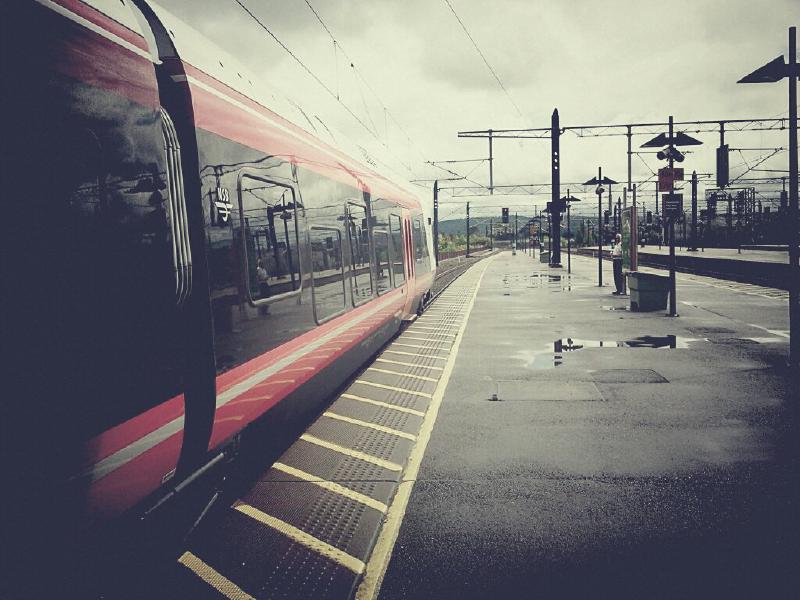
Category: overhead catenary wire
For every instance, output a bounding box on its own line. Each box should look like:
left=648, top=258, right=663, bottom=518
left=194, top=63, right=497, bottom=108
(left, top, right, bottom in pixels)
left=442, top=0, right=526, bottom=122
left=302, top=0, right=429, bottom=165
left=231, top=0, right=421, bottom=179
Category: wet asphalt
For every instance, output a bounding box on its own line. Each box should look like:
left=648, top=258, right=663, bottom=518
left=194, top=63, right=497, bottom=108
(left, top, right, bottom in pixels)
left=379, top=251, right=800, bottom=600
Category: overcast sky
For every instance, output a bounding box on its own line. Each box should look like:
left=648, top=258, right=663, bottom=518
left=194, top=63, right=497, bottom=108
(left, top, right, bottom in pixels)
left=157, top=0, right=797, bottom=219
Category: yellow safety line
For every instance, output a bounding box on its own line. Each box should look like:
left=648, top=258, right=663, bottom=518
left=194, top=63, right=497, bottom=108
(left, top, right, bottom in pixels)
left=354, top=380, right=433, bottom=398
left=356, top=256, right=494, bottom=600
left=341, top=392, right=426, bottom=416
left=178, top=551, right=255, bottom=600
left=234, top=504, right=366, bottom=575
left=375, top=358, right=444, bottom=371
left=390, top=342, right=449, bottom=353
left=408, top=327, right=457, bottom=336
left=399, top=336, right=452, bottom=345
left=367, top=367, right=438, bottom=382
left=300, top=434, right=402, bottom=471
left=382, top=350, right=447, bottom=360
left=272, top=462, right=388, bottom=513
left=323, top=411, right=417, bottom=440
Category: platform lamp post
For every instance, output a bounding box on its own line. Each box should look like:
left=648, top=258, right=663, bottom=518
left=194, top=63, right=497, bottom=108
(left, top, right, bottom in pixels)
left=584, top=169, right=618, bottom=286
left=562, top=192, right=581, bottom=274
left=738, top=26, right=799, bottom=367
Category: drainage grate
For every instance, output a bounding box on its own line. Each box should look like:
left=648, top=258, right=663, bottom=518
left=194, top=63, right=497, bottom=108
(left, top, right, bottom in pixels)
left=591, top=369, right=668, bottom=383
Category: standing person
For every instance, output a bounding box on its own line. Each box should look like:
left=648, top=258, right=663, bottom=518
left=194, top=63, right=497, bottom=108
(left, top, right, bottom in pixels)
left=612, top=233, right=624, bottom=295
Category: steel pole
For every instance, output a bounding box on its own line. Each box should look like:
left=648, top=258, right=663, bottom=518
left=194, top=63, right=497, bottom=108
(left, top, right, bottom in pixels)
left=551, top=108, right=562, bottom=266
left=690, top=170, right=698, bottom=251
left=788, top=26, right=799, bottom=367
left=488, top=130, right=494, bottom=195
left=466, top=201, right=470, bottom=257
left=668, top=115, right=677, bottom=317
left=598, top=166, right=603, bottom=286
left=567, top=198, right=572, bottom=274
left=433, top=180, right=439, bottom=266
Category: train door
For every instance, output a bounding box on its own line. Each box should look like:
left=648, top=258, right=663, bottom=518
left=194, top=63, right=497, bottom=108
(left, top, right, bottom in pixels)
left=346, top=197, right=374, bottom=307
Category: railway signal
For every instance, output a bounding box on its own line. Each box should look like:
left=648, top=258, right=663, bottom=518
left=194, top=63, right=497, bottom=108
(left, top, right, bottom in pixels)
left=642, top=118, right=703, bottom=316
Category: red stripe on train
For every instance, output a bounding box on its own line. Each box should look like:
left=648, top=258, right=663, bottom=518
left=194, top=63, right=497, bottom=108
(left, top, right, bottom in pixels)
left=49, top=0, right=150, bottom=52
left=176, top=61, right=420, bottom=210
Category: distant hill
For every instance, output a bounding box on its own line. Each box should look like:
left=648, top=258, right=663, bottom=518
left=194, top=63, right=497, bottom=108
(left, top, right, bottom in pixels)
left=438, top=216, right=535, bottom=235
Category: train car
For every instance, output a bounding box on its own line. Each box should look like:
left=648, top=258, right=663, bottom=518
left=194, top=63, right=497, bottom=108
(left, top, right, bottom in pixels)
left=1, top=0, right=434, bottom=582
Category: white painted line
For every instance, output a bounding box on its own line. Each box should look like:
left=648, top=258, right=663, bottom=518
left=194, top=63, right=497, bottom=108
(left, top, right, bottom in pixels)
left=272, top=462, right=388, bottom=513
left=366, top=367, right=437, bottom=382
left=340, top=393, right=426, bottom=416
left=178, top=552, right=255, bottom=600
left=356, top=256, right=493, bottom=600
left=353, top=380, right=433, bottom=399
left=234, top=504, right=366, bottom=574
left=300, top=434, right=402, bottom=471
left=375, top=358, right=444, bottom=371
left=382, top=350, right=447, bottom=361
left=390, top=343, right=449, bottom=353
left=323, top=411, right=417, bottom=441
left=748, top=324, right=790, bottom=338
left=399, top=336, right=452, bottom=345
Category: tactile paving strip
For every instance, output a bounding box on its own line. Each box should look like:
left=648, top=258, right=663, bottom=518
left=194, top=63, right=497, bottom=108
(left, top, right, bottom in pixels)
left=173, top=261, right=492, bottom=600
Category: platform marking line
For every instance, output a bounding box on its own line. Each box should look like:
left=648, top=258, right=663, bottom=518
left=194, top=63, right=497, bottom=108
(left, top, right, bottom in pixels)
left=382, top=350, right=448, bottom=361
left=374, top=358, right=444, bottom=371
left=398, top=336, right=453, bottom=346
left=271, top=462, right=388, bottom=513
left=234, top=504, right=366, bottom=575
left=178, top=551, right=256, bottom=600
left=323, top=412, right=417, bottom=441
left=390, top=342, right=449, bottom=353
left=353, top=380, right=433, bottom=398
left=748, top=324, right=790, bottom=338
left=341, top=392, right=426, bottom=416
left=407, top=327, right=457, bottom=336
left=356, top=256, right=494, bottom=600
left=366, top=367, right=438, bottom=382
left=300, top=434, right=402, bottom=471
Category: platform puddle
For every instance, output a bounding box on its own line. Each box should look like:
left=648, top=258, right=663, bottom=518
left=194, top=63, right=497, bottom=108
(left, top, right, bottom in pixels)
left=514, top=335, right=702, bottom=368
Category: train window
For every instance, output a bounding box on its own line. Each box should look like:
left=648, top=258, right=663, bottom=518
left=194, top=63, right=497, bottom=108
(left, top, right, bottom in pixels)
left=413, top=218, right=428, bottom=270
left=346, top=202, right=373, bottom=305
left=373, top=229, right=392, bottom=295
left=236, top=176, right=302, bottom=305
left=389, top=214, right=405, bottom=287
left=310, top=226, right=346, bottom=323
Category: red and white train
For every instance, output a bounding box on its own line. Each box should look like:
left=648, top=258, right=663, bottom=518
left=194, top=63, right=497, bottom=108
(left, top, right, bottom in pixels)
left=1, top=0, right=434, bottom=541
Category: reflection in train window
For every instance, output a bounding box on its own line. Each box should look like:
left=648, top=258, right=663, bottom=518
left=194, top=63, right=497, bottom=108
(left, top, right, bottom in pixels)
left=374, top=229, right=392, bottom=295
left=310, top=226, right=346, bottom=322
left=390, top=214, right=405, bottom=287
left=236, top=176, right=301, bottom=304
left=346, top=202, right=373, bottom=305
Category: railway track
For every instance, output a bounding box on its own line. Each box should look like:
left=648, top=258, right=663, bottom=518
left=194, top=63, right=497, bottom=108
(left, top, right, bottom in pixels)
left=429, top=250, right=497, bottom=302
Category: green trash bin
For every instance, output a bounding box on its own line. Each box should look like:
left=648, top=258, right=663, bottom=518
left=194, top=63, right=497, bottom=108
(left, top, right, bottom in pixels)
left=539, top=251, right=550, bottom=264
left=627, top=271, right=669, bottom=311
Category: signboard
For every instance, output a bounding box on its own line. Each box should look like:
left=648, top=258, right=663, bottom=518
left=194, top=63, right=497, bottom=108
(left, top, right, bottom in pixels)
left=662, top=193, right=684, bottom=218
left=658, top=167, right=685, bottom=192
left=620, top=206, right=638, bottom=272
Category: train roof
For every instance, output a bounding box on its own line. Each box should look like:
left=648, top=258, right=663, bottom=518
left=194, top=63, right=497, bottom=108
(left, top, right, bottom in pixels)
left=80, top=0, right=424, bottom=210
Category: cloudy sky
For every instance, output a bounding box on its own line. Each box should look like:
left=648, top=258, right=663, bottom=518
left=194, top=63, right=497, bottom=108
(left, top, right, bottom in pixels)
left=158, top=0, right=796, bottom=219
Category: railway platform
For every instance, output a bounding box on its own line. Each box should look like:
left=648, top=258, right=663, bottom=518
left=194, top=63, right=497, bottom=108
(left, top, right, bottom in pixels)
left=126, top=250, right=797, bottom=600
